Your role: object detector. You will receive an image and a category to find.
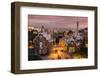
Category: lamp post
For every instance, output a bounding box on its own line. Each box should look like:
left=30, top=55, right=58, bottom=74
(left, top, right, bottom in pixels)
left=76, top=18, right=79, bottom=35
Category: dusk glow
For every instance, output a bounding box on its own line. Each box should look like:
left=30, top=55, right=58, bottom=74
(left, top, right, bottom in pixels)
left=28, top=15, right=88, bottom=30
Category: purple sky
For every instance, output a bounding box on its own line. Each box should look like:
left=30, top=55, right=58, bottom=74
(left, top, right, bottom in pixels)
left=28, top=15, right=88, bottom=30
